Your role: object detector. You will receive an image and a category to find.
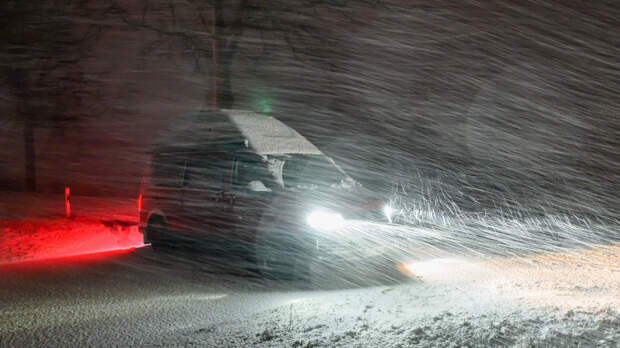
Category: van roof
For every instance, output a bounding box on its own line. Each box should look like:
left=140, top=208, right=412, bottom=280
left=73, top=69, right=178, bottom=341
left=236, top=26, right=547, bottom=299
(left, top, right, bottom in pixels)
left=226, top=110, right=322, bottom=155
left=156, top=109, right=322, bottom=155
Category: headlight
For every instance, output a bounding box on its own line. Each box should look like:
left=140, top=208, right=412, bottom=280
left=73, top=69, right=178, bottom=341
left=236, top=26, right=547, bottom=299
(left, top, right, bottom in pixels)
left=306, top=210, right=344, bottom=230
left=383, top=205, right=394, bottom=223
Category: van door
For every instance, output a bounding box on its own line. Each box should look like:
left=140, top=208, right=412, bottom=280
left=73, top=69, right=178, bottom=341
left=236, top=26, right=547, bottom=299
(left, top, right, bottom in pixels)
left=228, top=153, right=276, bottom=244
left=181, top=152, right=233, bottom=243
left=149, top=153, right=187, bottom=234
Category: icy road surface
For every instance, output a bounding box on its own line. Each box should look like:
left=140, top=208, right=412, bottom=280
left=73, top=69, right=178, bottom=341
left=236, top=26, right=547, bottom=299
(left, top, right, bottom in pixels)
left=1, top=244, right=619, bottom=348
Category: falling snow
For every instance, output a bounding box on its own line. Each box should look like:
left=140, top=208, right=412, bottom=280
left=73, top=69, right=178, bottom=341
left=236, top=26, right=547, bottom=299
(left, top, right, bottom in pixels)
left=1, top=1, right=619, bottom=347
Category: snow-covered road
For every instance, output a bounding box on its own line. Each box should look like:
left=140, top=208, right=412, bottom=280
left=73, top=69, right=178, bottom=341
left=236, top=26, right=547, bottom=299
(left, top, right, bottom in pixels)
left=1, top=244, right=618, bottom=347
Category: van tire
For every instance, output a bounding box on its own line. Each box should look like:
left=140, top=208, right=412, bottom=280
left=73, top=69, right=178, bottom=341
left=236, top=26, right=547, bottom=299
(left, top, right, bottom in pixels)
left=255, top=231, right=312, bottom=281
left=146, top=218, right=172, bottom=252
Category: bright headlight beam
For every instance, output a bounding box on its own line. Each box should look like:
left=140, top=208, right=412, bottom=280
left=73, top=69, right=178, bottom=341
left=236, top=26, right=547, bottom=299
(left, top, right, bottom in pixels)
left=307, top=210, right=344, bottom=230
left=405, top=258, right=468, bottom=280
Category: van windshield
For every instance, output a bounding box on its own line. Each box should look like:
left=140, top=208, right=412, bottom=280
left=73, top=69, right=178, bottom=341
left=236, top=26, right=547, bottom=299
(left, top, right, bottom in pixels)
left=266, top=154, right=351, bottom=189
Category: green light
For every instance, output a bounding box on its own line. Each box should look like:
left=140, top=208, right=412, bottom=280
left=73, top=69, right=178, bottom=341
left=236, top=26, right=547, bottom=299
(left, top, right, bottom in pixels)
left=258, top=98, right=272, bottom=114
left=253, top=88, right=273, bottom=114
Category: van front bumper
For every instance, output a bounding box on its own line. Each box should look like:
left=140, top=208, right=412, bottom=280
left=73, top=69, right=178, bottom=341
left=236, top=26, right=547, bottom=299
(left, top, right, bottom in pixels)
left=307, top=220, right=410, bottom=263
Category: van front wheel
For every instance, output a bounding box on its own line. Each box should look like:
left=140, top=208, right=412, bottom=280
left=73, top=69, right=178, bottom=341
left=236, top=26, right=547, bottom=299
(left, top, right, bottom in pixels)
left=255, top=232, right=313, bottom=281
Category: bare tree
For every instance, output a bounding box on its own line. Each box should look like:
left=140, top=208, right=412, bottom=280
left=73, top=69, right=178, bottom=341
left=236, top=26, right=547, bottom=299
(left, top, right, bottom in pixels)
left=105, top=0, right=380, bottom=109
left=0, top=1, right=102, bottom=191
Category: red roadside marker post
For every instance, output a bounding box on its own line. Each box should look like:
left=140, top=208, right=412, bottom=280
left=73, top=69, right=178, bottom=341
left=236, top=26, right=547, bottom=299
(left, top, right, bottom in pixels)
left=65, top=186, right=71, bottom=218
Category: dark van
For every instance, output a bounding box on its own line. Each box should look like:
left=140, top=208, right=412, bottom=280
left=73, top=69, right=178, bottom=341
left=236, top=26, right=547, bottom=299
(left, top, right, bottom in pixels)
left=139, top=110, right=399, bottom=278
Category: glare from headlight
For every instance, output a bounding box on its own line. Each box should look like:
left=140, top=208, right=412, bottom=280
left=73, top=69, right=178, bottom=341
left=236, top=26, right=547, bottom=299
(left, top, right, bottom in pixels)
left=405, top=258, right=469, bottom=280
left=383, top=205, right=394, bottom=223
left=306, top=210, right=344, bottom=230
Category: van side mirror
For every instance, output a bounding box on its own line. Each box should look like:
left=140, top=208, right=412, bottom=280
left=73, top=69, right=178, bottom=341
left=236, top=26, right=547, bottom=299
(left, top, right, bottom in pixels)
left=247, top=180, right=272, bottom=192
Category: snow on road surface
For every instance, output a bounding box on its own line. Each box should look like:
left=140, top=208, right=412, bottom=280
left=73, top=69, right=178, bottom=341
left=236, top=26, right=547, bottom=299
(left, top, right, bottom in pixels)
left=185, top=244, right=620, bottom=348
left=1, top=193, right=619, bottom=347
left=1, top=243, right=618, bottom=347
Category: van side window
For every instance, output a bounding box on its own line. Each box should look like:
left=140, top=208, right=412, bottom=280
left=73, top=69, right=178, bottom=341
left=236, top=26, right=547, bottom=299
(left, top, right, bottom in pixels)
left=151, top=154, right=186, bottom=188
left=232, top=154, right=275, bottom=192
left=185, top=153, right=232, bottom=190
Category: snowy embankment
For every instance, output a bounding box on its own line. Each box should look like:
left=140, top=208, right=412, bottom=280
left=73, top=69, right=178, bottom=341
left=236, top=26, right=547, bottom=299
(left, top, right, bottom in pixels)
left=194, top=243, right=619, bottom=348
left=1, top=191, right=618, bottom=346
left=0, top=192, right=142, bottom=264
